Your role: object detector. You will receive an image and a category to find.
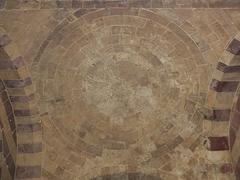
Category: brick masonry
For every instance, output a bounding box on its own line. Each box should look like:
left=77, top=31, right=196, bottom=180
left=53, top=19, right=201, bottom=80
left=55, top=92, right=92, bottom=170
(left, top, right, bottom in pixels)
left=1, top=3, right=240, bottom=180
left=0, top=0, right=240, bottom=9
left=206, top=37, right=240, bottom=179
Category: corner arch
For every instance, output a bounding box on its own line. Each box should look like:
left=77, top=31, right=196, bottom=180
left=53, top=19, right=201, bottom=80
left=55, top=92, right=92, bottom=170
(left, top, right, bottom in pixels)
left=0, top=29, right=42, bottom=179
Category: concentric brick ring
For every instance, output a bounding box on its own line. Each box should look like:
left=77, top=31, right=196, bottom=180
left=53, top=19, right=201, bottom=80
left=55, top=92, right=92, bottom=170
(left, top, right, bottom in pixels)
left=35, top=8, right=208, bottom=179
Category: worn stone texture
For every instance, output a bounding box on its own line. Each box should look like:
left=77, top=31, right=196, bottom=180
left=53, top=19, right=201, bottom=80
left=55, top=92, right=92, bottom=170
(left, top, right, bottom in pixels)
left=0, top=2, right=240, bottom=180
left=1, top=0, right=240, bottom=9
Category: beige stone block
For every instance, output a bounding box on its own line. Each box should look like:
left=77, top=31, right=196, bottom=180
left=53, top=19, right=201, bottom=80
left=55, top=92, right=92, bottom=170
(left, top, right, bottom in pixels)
left=206, top=90, right=234, bottom=109
left=3, top=42, right=21, bottom=60
left=77, top=33, right=96, bottom=50
left=17, top=131, right=42, bottom=144
left=109, top=8, right=139, bottom=16
left=139, top=9, right=169, bottom=26
left=60, top=28, right=84, bottom=49
left=222, top=72, right=240, bottom=81
left=221, top=51, right=235, bottom=65
left=0, top=66, right=30, bottom=80
left=16, top=152, right=42, bottom=166
left=206, top=150, right=231, bottom=163
left=180, top=21, right=197, bottom=35
left=206, top=90, right=217, bottom=107
left=103, top=15, right=124, bottom=26
left=212, top=69, right=224, bottom=80
left=16, top=116, right=40, bottom=124
left=13, top=100, right=37, bottom=110
left=203, top=120, right=229, bottom=136
left=83, top=9, right=109, bottom=23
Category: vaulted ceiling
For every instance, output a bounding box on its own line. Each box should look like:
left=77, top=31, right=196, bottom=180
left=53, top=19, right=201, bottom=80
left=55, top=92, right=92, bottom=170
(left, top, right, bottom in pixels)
left=0, top=0, right=240, bottom=180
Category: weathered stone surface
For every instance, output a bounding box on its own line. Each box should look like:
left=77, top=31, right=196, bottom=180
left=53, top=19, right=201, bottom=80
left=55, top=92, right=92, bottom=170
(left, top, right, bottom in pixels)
left=0, top=5, right=240, bottom=180
left=210, top=79, right=239, bottom=92
left=16, top=165, right=41, bottom=179
left=18, top=143, right=42, bottom=153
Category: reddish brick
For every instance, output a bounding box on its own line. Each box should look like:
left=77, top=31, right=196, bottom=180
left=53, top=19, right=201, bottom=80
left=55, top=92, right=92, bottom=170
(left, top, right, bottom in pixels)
left=213, top=109, right=231, bottom=121
left=227, top=39, right=240, bottom=55
left=217, top=62, right=240, bottom=73
left=220, top=164, right=233, bottom=174
left=10, top=94, right=34, bottom=103
left=18, top=143, right=42, bottom=153
left=14, top=109, right=38, bottom=117
left=4, top=77, right=32, bottom=88
left=210, top=79, right=239, bottom=92
left=17, top=123, right=41, bottom=133
left=208, top=136, right=229, bottom=151
left=16, top=165, right=41, bottom=179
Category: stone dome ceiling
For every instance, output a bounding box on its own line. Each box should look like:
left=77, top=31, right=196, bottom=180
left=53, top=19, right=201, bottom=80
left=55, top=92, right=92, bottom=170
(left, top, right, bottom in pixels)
left=0, top=1, right=240, bottom=180
left=35, top=9, right=205, bottom=179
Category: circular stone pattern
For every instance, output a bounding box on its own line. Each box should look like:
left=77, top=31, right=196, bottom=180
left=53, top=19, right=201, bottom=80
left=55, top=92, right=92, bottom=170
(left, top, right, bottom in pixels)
left=55, top=47, right=179, bottom=149
left=37, top=9, right=204, bottom=179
